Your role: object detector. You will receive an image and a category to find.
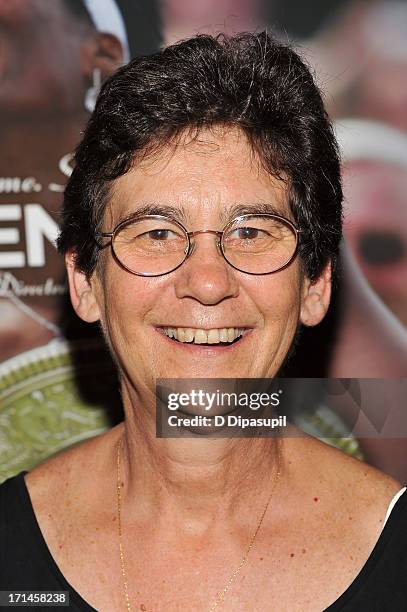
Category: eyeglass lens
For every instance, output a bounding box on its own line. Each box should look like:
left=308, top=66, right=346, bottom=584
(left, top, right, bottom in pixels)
left=112, top=215, right=297, bottom=276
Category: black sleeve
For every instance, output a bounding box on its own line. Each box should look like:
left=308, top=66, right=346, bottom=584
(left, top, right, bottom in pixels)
left=0, top=473, right=94, bottom=611
left=326, top=490, right=407, bottom=611
left=0, top=472, right=58, bottom=590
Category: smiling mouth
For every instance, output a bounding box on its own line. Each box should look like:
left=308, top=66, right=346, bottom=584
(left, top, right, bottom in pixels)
left=159, top=327, right=249, bottom=346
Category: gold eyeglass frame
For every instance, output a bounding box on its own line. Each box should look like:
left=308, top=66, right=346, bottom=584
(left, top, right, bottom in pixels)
left=95, top=213, right=300, bottom=277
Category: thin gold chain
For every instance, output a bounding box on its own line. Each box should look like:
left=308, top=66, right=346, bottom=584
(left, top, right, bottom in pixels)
left=116, top=438, right=281, bottom=612
left=116, top=438, right=132, bottom=612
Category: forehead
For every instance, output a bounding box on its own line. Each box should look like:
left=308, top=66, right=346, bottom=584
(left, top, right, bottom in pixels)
left=105, top=127, right=290, bottom=227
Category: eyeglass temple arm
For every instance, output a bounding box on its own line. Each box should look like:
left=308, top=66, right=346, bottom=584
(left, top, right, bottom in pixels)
left=94, top=231, right=114, bottom=250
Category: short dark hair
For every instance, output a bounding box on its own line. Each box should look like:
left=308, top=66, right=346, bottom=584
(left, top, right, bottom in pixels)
left=58, top=31, right=343, bottom=281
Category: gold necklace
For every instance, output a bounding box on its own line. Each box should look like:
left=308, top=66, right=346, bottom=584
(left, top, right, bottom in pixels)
left=116, top=438, right=281, bottom=612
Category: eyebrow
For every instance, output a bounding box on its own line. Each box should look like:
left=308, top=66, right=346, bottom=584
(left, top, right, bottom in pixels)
left=116, top=204, right=188, bottom=226
left=219, top=203, right=288, bottom=223
left=114, top=202, right=287, bottom=228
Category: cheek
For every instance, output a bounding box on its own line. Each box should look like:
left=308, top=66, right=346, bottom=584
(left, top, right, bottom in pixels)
left=245, top=271, right=303, bottom=369
left=252, top=270, right=303, bottom=326
left=98, top=279, right=159, bottom=383
left=98, top=269, right=171, bottom=345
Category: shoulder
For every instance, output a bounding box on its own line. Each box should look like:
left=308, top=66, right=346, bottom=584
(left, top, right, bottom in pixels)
left=26, top=424, right=122, bottom=485
left=275, top=435, right=404, bottom=604
left=283, top=435, right=403, bottom=533
left=25, top=425, right=123, bottom=529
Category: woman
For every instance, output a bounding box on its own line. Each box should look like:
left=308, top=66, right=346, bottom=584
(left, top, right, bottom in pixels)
left=1, top=32, right=406, bottom=611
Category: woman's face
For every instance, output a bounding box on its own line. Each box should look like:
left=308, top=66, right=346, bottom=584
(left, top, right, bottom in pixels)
left=72, top=128, right=329, bottom=389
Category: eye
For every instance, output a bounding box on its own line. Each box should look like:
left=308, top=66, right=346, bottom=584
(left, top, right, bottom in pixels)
left=230, top=227, right=267, bottom=240
left=134, top=227, right=185, bottom=243
left=145, top=229, right=177, bottom=241
left=136, top=226, right=186, bottom=252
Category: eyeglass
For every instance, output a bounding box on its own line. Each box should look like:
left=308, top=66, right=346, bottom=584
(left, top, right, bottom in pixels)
left=95, top=213, right=300, bottom=277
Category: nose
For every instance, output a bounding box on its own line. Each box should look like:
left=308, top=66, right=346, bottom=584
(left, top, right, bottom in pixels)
left=174, top=233, right=239, bottom=304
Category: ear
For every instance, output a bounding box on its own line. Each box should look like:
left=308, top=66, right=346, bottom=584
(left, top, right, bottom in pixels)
left=300, top=261, right=332, bottom=327
left=81, top=32, right=124, bottom=81
left=65, top=252, right=101, bottom=323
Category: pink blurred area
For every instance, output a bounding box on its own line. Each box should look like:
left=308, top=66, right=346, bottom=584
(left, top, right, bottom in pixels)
left=311, top=1, right=407, bottom=330
left=342, top=158, right=407, bottom=327
left=308, top=1, right=407, bottom=132
left=162, top=0, right=264, bottom=44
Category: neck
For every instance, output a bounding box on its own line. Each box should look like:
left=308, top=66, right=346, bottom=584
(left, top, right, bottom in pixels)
left=118, top=380, right=282, bottom=532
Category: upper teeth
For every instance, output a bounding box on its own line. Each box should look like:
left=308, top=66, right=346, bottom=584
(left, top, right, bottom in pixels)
left=163, top=327, right=245, bottom=344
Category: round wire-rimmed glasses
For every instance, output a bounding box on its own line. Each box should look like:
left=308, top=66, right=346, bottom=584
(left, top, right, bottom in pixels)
left=95, top=213, right=300, bottom=277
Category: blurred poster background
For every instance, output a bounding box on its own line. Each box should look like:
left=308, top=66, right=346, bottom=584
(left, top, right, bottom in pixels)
left=0, top=0, right=406, bottom=481
left=0, top=0, right=160, bottom=362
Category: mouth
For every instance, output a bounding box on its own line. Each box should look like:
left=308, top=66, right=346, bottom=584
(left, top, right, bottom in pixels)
left=157, top=326, right=251, bottom=346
